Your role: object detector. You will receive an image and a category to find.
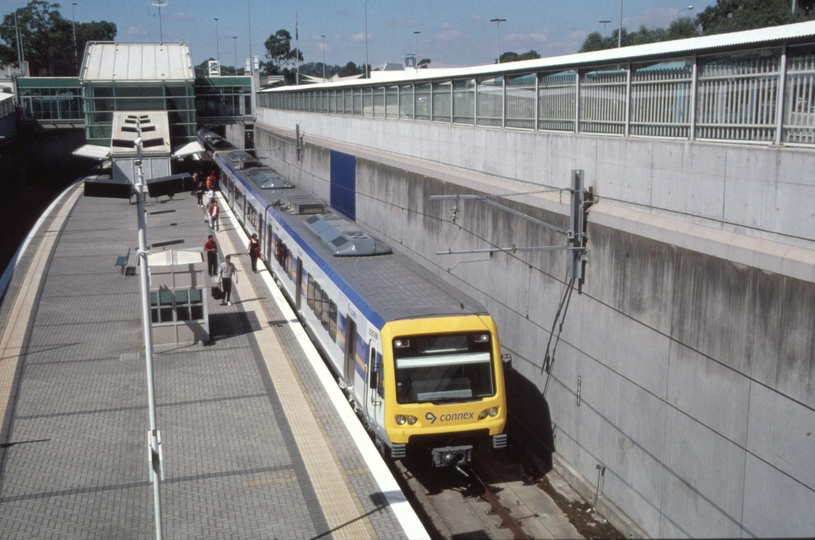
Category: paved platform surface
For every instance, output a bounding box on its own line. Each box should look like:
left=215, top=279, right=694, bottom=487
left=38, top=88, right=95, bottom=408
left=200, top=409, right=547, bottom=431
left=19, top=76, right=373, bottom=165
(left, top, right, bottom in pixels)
left=0, top=183, right=424, bottom=539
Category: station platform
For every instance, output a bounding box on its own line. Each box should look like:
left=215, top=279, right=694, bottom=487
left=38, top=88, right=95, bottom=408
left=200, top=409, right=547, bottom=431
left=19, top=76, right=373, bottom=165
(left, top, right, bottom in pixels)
left=0, top=182, right=427, bottom=539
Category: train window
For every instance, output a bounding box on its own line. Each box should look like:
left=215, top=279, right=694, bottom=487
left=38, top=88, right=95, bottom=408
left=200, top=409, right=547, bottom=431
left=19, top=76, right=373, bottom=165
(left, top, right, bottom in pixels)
left=307, top=274, right=315, bottom=309
left=328, top=301, right=337, bottom=341
left=320, top=290, right=330, bottom=330
left=313, top=283, right=323, bottom=318
left=287, top=250, right=296, bottom=281
left=392, top=333, right=495, bottom=404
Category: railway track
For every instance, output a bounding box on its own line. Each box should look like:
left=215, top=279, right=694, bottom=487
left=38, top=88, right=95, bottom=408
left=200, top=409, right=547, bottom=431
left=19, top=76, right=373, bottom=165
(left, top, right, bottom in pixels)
left=393, top=446, right=624, bottom=540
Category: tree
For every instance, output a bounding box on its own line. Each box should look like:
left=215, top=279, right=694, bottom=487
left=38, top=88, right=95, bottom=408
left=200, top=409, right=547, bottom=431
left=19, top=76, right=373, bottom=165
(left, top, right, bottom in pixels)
left=263, top=29, right=302, bottom=75
left=418, top=58, right=431, bottom=68
left=499, top=50, right=541, bottom=63
left=338, top=61, right=363, bottom=77
left=0, top=1, right=115, bottom=76
left=579, top=18, right=699, bottom=53
left=697, top=0, right=815, bottom=35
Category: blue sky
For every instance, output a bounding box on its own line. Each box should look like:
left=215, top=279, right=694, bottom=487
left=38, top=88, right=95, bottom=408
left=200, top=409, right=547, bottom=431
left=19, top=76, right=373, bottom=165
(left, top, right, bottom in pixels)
left=2, top=0, right=716, bottom=68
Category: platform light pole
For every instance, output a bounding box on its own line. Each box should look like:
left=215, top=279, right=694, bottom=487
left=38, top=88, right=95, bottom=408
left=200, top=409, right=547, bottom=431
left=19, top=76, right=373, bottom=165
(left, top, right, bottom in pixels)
left=233, top=36, right=238, bottom=74
left=71, top=3, right=77, bottom=74
left=214, top=18, right=220, bottom=67
left=618, top=0, right=623, bottom=48
left=364, top=0, right=369, bottom=78
left=413, top=30, right=420, bottom=71
left=150, top=0, right=167, bottom=43
left=133, top=122, right=164, bottom=540
left=490, top=18, right=505, bottom=63
left=677, top=5, right=694, bottom=17
left=321, top=34, right=326, bottom=80
left=247, top=0, right=253, bottom=73
left=1, top=11, right=24, bottom=74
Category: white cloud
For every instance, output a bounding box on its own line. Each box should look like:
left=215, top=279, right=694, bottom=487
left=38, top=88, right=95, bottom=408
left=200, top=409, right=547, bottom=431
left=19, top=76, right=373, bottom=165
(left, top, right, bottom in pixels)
left=165, top=12, right=192, bottom=21
left=350, top=32, right=366, bottom=42
left=126, top=26, right=149, bottom=36
left=430, top=28, right=467, bottom=43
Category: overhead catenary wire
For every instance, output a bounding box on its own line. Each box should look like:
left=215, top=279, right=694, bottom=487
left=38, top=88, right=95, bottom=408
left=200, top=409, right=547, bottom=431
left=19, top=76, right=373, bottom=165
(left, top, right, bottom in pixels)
left=541, top=275, right=577, bottom=398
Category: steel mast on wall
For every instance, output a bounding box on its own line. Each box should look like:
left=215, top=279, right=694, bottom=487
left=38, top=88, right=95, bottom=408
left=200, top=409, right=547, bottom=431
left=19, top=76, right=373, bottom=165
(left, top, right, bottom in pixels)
left=431, top=169, right=594, bottom=287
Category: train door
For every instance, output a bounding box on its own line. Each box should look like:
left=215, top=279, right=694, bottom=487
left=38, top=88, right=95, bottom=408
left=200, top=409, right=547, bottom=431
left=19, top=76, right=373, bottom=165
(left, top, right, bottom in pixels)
left=343, top=318, right=357, bottom=385
left=266, top=223, right=273, bottom=262
left=364, top=344, right=384, bottom=429
left=295, top=258, right=303, bottom=310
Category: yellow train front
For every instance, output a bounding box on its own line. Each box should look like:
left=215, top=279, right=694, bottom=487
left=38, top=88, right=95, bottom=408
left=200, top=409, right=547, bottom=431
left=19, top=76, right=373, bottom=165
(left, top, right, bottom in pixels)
left=374, top=316, right=507, bottom=468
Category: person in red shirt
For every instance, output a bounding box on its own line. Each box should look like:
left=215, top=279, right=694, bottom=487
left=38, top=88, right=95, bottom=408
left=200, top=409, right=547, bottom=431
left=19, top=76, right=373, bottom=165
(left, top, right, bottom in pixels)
left=204, top=235, right=218, bottom=276
left=206, top=171, right=216, bottom=191
left=207, top=199, right=220, bottom=231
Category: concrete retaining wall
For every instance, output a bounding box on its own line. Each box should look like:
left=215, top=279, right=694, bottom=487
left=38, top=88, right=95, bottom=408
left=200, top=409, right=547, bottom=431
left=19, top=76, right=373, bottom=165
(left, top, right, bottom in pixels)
left=254, top=111, right=815, bottom=538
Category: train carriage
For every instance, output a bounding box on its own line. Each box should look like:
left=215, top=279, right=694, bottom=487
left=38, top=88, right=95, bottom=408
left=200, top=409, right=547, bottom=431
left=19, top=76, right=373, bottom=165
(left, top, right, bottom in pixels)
left=214, top=149, right=507, bottom=468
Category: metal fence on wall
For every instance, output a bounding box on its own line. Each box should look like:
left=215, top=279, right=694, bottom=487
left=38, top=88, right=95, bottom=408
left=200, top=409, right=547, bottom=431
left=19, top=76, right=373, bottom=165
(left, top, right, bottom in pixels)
left=258, top=40, right=815, bottom=147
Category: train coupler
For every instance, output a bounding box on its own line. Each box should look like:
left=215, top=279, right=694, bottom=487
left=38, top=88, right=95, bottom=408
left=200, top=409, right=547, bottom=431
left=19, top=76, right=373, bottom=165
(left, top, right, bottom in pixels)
left=432, top=445, right=472, bottom=469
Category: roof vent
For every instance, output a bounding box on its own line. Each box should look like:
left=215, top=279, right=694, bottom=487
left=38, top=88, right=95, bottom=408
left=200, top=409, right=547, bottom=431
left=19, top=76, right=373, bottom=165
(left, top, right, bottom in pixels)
left=303, top=212, right=392, bottom=257
left=289, top=195, right=324, bottom=215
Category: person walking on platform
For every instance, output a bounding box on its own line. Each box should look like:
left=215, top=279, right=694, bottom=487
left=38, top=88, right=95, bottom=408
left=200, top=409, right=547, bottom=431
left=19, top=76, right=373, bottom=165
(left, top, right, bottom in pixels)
left=218, top=255, right=238, bottom=306
left=206, top=171, right=216, bottom=191
left=247, top=233, right=260, bottom=273
left=204, top=235, right=218, bottom=276
left=208, top=199, right=220, bottom=231
left=195, top=173, right=205, bottom=206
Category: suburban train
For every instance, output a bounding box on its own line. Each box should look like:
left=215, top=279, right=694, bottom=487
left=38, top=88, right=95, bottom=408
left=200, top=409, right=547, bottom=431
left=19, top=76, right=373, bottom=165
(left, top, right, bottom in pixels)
left=210, top=144, right=507, bottom=469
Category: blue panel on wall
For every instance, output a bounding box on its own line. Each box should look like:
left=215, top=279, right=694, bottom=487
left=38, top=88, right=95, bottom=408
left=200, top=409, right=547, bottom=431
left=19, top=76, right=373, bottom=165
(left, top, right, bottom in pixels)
left=330, top=150, right=356, bottom=221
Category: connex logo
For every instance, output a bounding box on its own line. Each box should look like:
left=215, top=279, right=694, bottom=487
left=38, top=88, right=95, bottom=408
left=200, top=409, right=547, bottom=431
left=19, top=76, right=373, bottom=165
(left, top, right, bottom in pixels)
left=425, top=411, right=474, bottom=424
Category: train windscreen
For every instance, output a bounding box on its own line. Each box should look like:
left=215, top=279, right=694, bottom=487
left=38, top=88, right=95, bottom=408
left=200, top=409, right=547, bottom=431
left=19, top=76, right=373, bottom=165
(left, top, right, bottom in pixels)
left=393, top=333, right=495, bottom=404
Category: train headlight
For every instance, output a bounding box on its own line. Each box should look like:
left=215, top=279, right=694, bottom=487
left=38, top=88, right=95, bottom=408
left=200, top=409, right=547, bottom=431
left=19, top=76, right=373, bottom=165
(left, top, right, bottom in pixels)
left=478, top=409, right=489, bottom=420
left=395, top=415, right=406, bottom=425
left=407, top=415, right=417, bottom=425
left=489, top=407, right=499, bottom=417
left=394, top=339, right=410, bottom=349
left=474, top=333, right=490, bottom=343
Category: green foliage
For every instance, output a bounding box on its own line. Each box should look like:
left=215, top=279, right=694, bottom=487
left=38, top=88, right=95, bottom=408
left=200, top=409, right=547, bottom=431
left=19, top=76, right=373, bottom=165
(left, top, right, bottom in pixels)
left=499, top=50, right=542, bottom=63
left=338, top=61, right=363, bottom=77
left=0, top=0, right=115, bottom=76
left=263, top=29, right=303, bottom=75
left=418, top=58, right=431, bottom=67
left=697, top=0, right=815, bottom=35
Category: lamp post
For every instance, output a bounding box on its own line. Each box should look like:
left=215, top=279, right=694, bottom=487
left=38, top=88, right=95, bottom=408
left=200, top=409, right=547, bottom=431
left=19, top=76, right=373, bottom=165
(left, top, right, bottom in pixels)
left=599, top=19, right=611, bottom=32
left=247, top=0, right=253, bottom=73
left=150, top=0, right=167, bottom=43
left=414, top=30, right=420, bottom=70
left=490, top=18, right=505, bottom=63
left=618, top=0, right=623, bottom=48
left=214, top=18, right=220, bottom=67
left=1, top=11, right=24, bottom=74
left=71, top=3, right=77, bottom=74
left=364, top=0, right=369, bottom=78
left=233, top=36, right=238, bottom=74
left=321, top=34, right=326, bottom=80
left=677, top=5, right=694, bottom=17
